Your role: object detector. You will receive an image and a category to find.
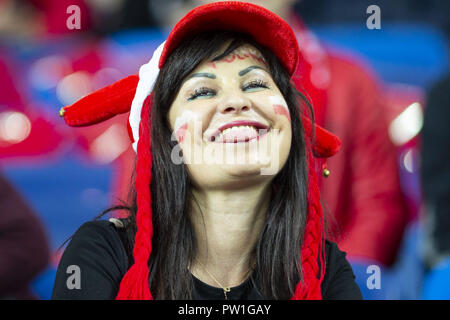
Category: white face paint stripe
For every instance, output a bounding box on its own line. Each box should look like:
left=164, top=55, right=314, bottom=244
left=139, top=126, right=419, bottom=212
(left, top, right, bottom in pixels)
left=269, top=96, right=289, bottom=111
left=173, top=110, right=197, bottom=133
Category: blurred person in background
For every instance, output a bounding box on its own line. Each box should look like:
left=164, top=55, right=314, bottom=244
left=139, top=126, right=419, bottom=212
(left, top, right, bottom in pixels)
left=0, top=172, right=50, bottom=299
left=153, top=0, right=410, bottom=299
left=420, top=73, right=450, bottom=299
left=0, top=0, right=93, bottom=300
left=0, top=0, right=91, bottom=39
left=0, top=0, right=44, bottom=40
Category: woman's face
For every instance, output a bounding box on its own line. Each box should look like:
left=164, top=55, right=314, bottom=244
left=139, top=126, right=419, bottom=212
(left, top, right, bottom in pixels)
left=168, top=42, right=292, bottom=189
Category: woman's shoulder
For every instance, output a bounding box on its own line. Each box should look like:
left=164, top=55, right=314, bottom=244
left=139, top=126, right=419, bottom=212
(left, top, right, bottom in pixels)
left=67, top=219, right=124, bottom=249
left=321, top=240, right=363, bottom=300
left=51, top=218, right=132, bottom=299
left=324, top=239, right=344, bottom=259
left=72, top=218, right=134, bottom=264
left=74, top=218, right=119, bottom=236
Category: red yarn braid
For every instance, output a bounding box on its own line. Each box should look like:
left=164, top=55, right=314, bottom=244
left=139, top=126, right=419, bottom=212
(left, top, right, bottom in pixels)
left=116, top=95, right=154, bottom=300
left=291, top=136, right=326, bottom=299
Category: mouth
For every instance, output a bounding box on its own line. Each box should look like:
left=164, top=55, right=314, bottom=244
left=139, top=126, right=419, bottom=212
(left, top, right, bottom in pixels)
left=209, top=120, right=270, bottom=143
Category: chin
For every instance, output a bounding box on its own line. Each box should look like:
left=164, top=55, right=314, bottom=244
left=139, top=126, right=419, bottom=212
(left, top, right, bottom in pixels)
left=186, top=159, right=282, bottom=190
left=222, top=160, right=281, bottom=178
left=224, top=164, right=264, bottom=176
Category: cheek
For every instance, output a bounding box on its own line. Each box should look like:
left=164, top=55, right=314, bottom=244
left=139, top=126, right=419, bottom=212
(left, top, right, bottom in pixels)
left=173, top=110, right=197, bottom=144
left=273, top=104, right=291, bottom=122
left=175, top=123, right=188, bottom=143
left=269, top=96, right=291, bottom=122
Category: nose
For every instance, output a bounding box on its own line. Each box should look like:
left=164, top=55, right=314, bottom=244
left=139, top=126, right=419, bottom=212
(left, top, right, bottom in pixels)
left=218, top=89, right=252, bottom=114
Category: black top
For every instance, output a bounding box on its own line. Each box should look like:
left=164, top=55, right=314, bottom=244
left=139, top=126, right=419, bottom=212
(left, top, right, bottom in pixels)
left=51, top=220, right=362, bottom=300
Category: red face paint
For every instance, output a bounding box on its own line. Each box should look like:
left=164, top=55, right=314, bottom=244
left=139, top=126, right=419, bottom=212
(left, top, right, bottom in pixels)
left=213, top=47, right=269, bottom=68
left=223, top=54, right=237, bottom=63
left=273, top=104, right=291, bottom=122
left=176, top=123, right=188, bottom=143
left=221, top=53, right=268, bottom=67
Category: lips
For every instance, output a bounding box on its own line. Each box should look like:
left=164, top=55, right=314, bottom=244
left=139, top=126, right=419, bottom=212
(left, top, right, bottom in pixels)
left=209, top=120, right=270, bottom=143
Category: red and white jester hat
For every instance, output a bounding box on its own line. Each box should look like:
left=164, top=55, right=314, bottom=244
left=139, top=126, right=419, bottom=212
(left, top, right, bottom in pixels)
left=59, top=1, right=341, bottom=300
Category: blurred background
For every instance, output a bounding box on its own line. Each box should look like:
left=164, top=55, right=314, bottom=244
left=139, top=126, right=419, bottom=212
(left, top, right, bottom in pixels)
left=0, top=0, right=448, bottom=300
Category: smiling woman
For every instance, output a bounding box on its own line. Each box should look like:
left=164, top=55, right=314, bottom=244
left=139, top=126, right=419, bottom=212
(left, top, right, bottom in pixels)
left=52, top=1, right=361, bottom=300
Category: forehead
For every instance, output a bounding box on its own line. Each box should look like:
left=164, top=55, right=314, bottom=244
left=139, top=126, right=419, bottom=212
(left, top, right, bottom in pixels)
left=218, top=43, right=265, bottom=60
left=196, top=42, right=267, bottom=71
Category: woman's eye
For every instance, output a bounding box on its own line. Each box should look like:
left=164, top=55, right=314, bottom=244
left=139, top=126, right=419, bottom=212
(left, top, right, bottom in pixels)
left=242, top=79, right=269, bottom=92
left=187, top=87, right=216, bottom=100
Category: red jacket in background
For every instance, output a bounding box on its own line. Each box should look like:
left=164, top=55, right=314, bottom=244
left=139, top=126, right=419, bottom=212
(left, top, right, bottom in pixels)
left=291, top=17, right=409, bottom=266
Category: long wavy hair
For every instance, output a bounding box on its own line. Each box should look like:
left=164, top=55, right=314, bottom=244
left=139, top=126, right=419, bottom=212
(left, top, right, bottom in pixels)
left=100, top=30, right=317, bottom=299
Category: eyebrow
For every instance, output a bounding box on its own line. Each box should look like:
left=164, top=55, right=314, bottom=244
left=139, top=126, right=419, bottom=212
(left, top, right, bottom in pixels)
left=238, top=65, right=268, bottom=76
left=186, top=72, right=216, bottom=80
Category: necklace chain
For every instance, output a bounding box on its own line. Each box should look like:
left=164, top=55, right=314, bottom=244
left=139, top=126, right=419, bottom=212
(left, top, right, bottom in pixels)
left=195, top=260, right=255, bottom=300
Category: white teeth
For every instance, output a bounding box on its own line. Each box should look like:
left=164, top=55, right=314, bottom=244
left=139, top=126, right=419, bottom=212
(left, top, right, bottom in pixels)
left=221, top=125, right=257, bottom=135
left=213, top=125, right=261, bottom=141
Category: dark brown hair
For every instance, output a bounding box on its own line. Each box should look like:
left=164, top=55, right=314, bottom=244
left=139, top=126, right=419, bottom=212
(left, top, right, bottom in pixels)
left=101, top=30, right=315, bottom=299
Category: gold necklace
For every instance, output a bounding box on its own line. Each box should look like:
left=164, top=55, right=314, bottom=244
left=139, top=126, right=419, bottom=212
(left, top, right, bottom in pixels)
left=194, top=260, right=255, bottom=300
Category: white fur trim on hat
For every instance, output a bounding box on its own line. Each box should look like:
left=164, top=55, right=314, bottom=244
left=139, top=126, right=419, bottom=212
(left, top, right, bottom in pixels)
left=129, top=41, right=166, bottom=152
